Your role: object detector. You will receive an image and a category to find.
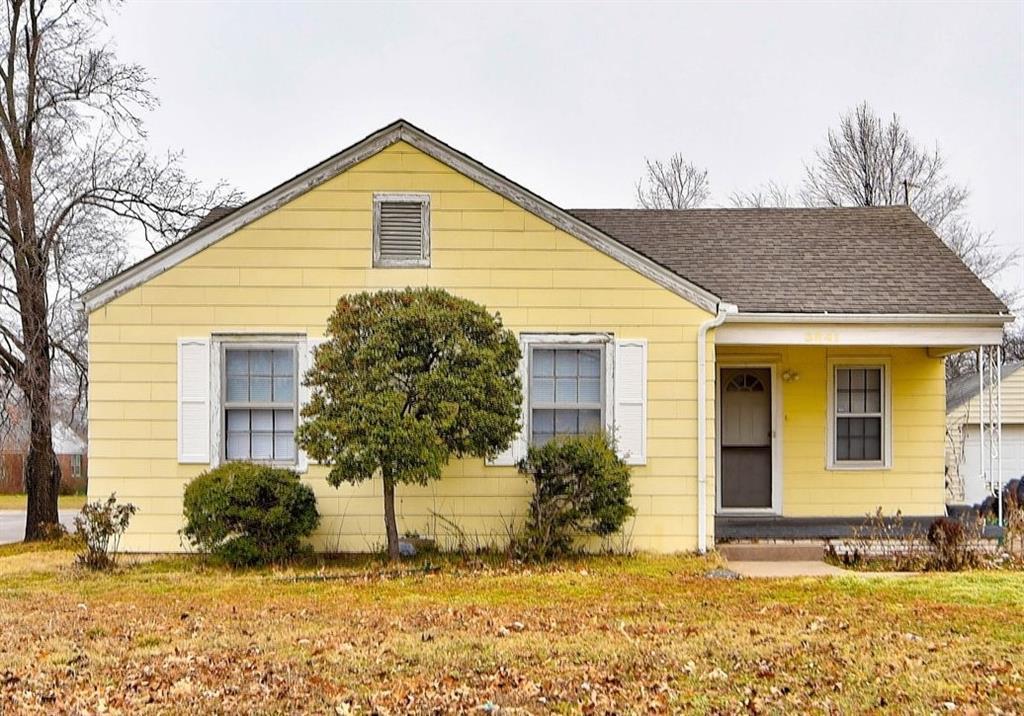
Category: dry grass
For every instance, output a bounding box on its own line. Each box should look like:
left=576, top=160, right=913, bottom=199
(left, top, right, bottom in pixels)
left=0, top=494, right=86, bottom=511
left=0, top=545, right=1021, bottom=714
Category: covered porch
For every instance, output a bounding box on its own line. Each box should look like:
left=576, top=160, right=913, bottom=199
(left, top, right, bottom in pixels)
left=710, top=313, right=1009, bottom=542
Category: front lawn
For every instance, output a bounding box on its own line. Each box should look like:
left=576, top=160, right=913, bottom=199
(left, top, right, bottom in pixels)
left=0, top=494, right=86, bottom=510
left=0, top=547, right=1020, bottom=713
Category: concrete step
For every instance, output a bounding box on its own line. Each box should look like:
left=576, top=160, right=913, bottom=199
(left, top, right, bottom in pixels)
left=718, top=542, right=825, bottom=562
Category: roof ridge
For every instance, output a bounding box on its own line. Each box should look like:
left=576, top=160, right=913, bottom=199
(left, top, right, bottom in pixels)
left=569, top=205, right=915, bottom=213
left=82, top=119, right=721, bottom=313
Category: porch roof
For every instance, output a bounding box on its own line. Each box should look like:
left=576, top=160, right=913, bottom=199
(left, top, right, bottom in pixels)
left=570, top=206, right=1010, bottom=317
left=712, top=312, right=1006, bottom=349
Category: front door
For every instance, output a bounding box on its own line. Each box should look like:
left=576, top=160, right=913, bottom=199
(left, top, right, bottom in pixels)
left=719, top=368, right=773, bottom=510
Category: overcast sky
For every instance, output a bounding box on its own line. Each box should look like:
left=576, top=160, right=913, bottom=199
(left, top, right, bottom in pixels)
left=107, top=1, right=1023, bottom=294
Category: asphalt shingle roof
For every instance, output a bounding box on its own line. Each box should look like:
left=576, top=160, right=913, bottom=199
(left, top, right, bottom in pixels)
left=946, top=361, right=1024, bottom=412
left=185, top=205, right=237, bottom=237
left=569, top=206, right=1009, bottom=315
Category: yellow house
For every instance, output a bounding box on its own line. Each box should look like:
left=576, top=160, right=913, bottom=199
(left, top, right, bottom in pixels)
left=82, top=121, right=1012, bottom=553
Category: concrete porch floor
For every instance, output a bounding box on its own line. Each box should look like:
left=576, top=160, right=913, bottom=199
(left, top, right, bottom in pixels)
left=715, top=514, right=1005, bottom=542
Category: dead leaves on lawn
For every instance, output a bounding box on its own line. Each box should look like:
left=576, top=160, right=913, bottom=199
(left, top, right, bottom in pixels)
left=0, top=559, right=1022, bottom=713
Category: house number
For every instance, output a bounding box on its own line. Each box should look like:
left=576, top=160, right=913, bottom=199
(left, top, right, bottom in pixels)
left=803, top=330, right=839, bottom=343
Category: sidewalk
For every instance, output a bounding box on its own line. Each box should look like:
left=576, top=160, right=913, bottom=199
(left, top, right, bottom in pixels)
left=727, top=560, right=915, bottom=579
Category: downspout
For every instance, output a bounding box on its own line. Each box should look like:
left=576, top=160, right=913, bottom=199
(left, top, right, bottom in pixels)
left=697, top=301, right=738, bottom=553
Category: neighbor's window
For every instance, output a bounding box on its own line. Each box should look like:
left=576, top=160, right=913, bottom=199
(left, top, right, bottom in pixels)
left=224, top=347, right=297, bottom=463
left=373, top=193, right=430, bottom=267
left=833, top=366, right=885, bottom=465
left=71, top=454, right=83, bottom=479
left=529, top=346, right=604, bottom=446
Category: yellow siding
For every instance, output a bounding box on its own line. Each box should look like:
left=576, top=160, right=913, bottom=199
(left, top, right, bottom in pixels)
left=717, top=345, right=946, bottom=517
left=88, top=140, right=717, bottom=553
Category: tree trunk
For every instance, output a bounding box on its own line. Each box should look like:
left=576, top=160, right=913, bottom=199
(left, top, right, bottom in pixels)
left=19, top=263, right=60, bottom=541
left=24, top=430, right=59, bottom=540
left=382, top=476, right=400, bottom=561
left=23, top=370, right=59, bottom=540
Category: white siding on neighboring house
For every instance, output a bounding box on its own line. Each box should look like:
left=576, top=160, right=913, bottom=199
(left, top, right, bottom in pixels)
left=946, top=362, right=1024, bottom=504
left=957, top=425, right=1024, bottom=505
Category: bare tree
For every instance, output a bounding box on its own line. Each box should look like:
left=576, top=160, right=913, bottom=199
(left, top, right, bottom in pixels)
left=729, top=180, right=794, bottom=208
left=799, top=102, right=1021, bottom=380
left=799, top=103, right=1019, bottom=278
left=941, top=217, right=1018, bottom=286
left=0, top=0, right=240, bottom=539
left=636, top=154, right=709, bottom=209
left=801, top=102, right=966, bottom=225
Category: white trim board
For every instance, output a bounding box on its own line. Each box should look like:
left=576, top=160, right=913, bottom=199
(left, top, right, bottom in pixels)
left=81, top=120, right=721, bottom=314
left=723, top=312, right=1012, bottom=325
left=716, top=321, right=1005, bottom=347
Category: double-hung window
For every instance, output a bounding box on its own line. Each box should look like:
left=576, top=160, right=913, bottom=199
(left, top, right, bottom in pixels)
left=830, top=364, right=889, bottom=468
left=224, top=347, right=298, bottom=463
left=529, top=345, right=605, bottom=446
left=434, top=332, right=648, bottom=468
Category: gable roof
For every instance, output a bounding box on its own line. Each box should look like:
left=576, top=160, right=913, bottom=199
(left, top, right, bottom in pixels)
left=81, top=120, right=720, bottom=313
left=570, top=207, right=1010, bottom=316
left=82, top=120, right=1011, bottom=321
left=947, top=361, right=1024, bottom=412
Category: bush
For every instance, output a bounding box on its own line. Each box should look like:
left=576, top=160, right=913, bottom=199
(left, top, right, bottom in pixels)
left=828, top=510, right=986, bottom=572
left=979, top=476, right=1024, bottom=521
left=181, top=463, right=320, bottom=567
left=926, top=516, right=981, bottom=571
left=74, top=493, right=137, bottom=570
left=513, top=433, right=635, bottom=561
left=1005, top=503, right=1024, bottom=558
left=827, top=509, right=929, bottom=571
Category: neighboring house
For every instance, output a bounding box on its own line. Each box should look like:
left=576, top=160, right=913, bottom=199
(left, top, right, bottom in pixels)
left=946, top=361, right=1024, bottom=506
left=0, top=419, right=88, bottom=494
left=81, top=120, right=1012, bottom=553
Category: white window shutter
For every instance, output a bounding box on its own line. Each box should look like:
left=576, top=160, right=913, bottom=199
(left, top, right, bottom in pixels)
left=488, top=343, right=528, bottom=467
left=297, top=337, right=327, bottom=472
left=614, top=339, right=647, bottom=465
left=178, top=338, right=211, bottom=464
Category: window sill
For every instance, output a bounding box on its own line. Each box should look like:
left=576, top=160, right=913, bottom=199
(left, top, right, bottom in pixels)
left=372, top=260, right=430, bottom=268
left=826, top=462, right=891, bottom=472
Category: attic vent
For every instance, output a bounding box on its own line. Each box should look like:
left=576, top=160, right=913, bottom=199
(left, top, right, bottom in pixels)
left=373, top=193, right=430, bottom=267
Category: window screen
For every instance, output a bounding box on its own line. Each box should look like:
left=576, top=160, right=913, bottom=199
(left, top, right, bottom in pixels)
left=224, top=348, right=297, bottom=462
left=834, top=367, right=883, bottom=462
left=530, top=347, right=603, bottom=446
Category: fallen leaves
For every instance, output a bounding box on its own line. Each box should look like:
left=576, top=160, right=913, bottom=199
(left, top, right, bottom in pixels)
left=0, top=554, right=1021, bottom=713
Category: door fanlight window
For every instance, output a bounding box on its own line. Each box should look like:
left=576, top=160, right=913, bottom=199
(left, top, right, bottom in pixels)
left=725, top=372, right=766, bottom=393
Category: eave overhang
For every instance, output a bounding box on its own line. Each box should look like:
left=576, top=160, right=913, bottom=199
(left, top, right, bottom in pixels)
left=715, top=312, right=1012, bottom=349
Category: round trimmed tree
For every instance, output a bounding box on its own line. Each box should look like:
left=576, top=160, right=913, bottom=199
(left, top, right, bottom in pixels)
left=297, top=288, right=522, bottom=560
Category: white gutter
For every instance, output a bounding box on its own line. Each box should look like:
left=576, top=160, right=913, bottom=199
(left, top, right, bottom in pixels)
left=724, top=312, right=1012, bottom=325
left=696, top=301, right=738, bottom=553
